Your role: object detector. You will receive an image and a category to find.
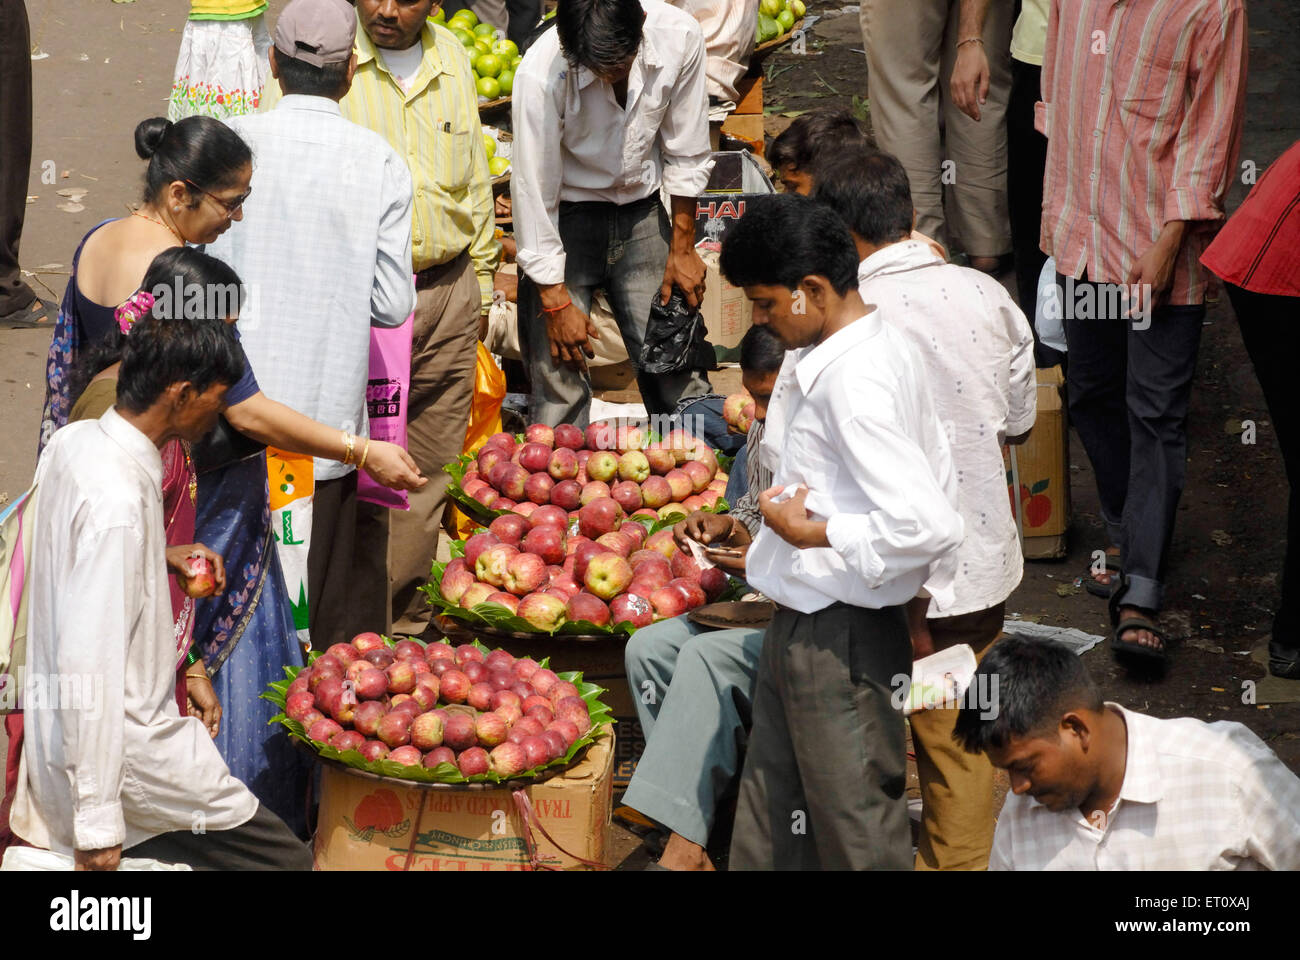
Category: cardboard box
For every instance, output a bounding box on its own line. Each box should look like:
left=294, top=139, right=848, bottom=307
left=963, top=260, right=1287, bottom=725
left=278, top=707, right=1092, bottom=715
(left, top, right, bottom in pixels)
left=719, top=113, right=766, bottom=154
left=1003, top=365, right=1070, bottom=559
left=694, top=150, right=775, bottom=244
left=698, top=246, right=753, bottom=350
left=733, top=74, right=763, bottom=115
left=314, top=733, right=614, bottom=871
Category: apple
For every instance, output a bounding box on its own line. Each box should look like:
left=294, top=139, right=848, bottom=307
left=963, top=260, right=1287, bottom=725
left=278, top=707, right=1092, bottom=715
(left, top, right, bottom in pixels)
left=632, top=556, right=673, bottom=592
left=650, top=585, right=689, bottom=619
left=313, top=675, right=344, bottom=715
left=510, top=679, right=535, bottom=700
left=491, top=689, right=523, bottom=711
left=579, top=497, right=624, bottom=539
left=298, top=708, right=325, bottom=729
left=471, top=484, right=499, bottom=509
left=477, top=444, right=509, bottom=477
left=494, top=462, right=531, bottom=500
left=521, top=422, right=553, bottom=447
left=455, top=644, right=486, bottom=665
left=325, top=642, right=361, bottom=665
left=529, top=504, right=569, bottom=530
left=585, top=421, right=617, bottom=451
left=658, top=503, right=688, bottom=522
left=547, top=446, right=579, bottom=481
left=644, top=447, right=676, bottom=475
left=503, top=551, right=549, bottom=596
left=516, top=591, right=568, bottom=631
left=412, top=676, right=440, bottom=710
left=384, top=661, right=415, bottom=695
left=440, top=669, right=471, bottom=703
left=531, top=668, right=560, bottom=698
left=287, top=672, right=311, bottom=696
left=700, top=566, right=728, bottom=600
left=475, top=711, right=509, bottom=747
left=517, top=442, right=553, bottom=473
left=519, top=527, right=566, bottom=570
left=392, top=639, right=423, bottom=662
left=514, top=658, right=540, bottom=681
left=664, top=469, right=693, bottom=502
left=671, top=549, right=705, bottom=583
left=640, top=475, right=672, bottom=509
left=546, top=718, right=581, bottom=749
left=490, top=741, right=530, bottom=777
left=610, top=591, right=654, bottom=627
left=494, top=702, right=523, bottom=728
left=459, top=582, right=496, bottom=609
left=350, top=700, right=384, bottom=738
left=522, top=471, right=554, bottom=505
left=331, top=730, right=365, bottom=753
left=488, top=513, right=531, bottom=546
left=616, top=424, right=646, bottom=453
left=443, top=712, right=478, bottom=751
left=540, top=729, right=568, bottom=760
left=468, top=681, right=495, bottom=711
left=610, top=479, right=644, bottom=514
left=550, top=683, right=581, bottom=706
left=386, top=745, right=423, bottom=766
left=487, top=431, right=518, bottom=455
left=484, top=591, right=520, bottom=614
left=351, top=632, right=386, bottom=654
left=423, top=746, right=456, bottom=768
left=507, top=716, right=546, bottom=743
left=476, top=543, right=519, bottom=587
left=616, top=450, right=649, bottom=484
left=595, top=530, right=635, bottom=557
left=574, top=541, right=615, bottom=582
left=425, top=642, right=455, bottom=664
left=579, top=480, right=611, bottom=506
left=464, top=531, right=501, bottom=570
left=286, top=691, right=316, bottom=722
left=376, top=711, right=412, bottom=748
left=488, top=666, right=515, bottom=690
left=440, top=563, right=476, bottom=604
left=550, top=478, right=582, bottom=510
left=519, top=735, right=551, bottom=769
left=682, top=460, right=714, bottom=494
left=458, top=746, right=491, bottom=776
left=645, top=529, right=678, bottom=560
left=621, top=520, right=648, bottom=550
left=667, top=577, right=707, bottom=610
left=462, top=661, right=488, bottom=684
left=586, top=450, right=619, bottom=482
left=566, top=591, right=612, bottom=626
left=352, top=667, right=387, bottom=701
left=359, top=740, right=391, bottom=763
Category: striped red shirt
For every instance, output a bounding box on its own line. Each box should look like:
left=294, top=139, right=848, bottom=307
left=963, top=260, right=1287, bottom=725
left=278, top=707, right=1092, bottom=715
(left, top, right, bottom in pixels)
left=1040, top=0, right=1248, bottom=305
left=1201, top=140, right=1300, bottom=299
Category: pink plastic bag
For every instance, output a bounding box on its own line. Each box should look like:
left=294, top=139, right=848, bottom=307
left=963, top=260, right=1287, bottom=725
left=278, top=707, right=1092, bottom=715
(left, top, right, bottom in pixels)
left=358, top=305, right=415, bottom=510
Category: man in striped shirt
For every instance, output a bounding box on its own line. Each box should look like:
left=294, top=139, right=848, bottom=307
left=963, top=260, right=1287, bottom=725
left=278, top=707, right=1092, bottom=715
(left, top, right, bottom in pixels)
left=1039, top=0, right=1247, bottom=665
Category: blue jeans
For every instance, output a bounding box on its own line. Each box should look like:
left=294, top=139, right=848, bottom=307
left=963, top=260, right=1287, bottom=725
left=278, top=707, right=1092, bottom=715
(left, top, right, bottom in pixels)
left=623, top=616, right=764, bottom=847
left=518, top=197, right=712, bottom=427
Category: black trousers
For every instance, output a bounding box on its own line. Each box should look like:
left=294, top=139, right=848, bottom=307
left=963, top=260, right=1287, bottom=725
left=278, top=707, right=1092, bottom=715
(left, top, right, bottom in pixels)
left=308, top=472, right=390, bottom=651
left=1007, top=57, right=1061, bottom=367
left=124, top=803, right=313, bottom=871
left=0, top=0, right=36, bottom=317
left=730, top=602, right=913, bottom=870
left=1229, top=283, right=1300, bottom=655
left=1061, top=273, right=1205, bottom=613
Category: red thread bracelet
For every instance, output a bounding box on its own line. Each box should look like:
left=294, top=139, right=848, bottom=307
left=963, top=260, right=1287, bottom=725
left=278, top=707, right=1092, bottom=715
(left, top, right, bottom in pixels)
left=541, top=299, right=572, bottom=313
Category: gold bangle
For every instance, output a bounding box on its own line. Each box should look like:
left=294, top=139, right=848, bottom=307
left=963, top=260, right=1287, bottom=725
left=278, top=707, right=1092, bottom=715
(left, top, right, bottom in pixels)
left=358, top=438, right=370, bottom=471
left=956, top=36, right=984, bottom=48
left=342, top=431, right=355, bottom=465
left=185, top=671, right=207, bottom=682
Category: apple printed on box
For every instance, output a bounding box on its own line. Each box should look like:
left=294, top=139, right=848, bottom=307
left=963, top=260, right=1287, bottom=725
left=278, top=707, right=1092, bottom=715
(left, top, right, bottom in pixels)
left=1007, top=472, right=1053, bottom=529
left=345, top=788, right=411, bottom=842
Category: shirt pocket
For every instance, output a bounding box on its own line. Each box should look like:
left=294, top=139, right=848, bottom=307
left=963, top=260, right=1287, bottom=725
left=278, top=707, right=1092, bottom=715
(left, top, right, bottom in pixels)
left=431, top=126, right=473, bottom=194
left=1117, top=47, right=1188, bottom=128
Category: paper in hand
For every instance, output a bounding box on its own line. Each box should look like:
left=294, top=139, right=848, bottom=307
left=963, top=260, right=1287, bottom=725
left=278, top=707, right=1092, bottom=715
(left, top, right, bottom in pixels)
left=903, top=643, right=977, bottom=716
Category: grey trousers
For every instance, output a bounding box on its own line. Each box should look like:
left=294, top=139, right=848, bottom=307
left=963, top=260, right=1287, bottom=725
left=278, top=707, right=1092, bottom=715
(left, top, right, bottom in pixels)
left=731, top=602, right=913, bottom=871
left=623, top=617, right=764, bottom=847
left=517, top=196, right=712, bottom=428
left=123, top=802, right=314, bottom=871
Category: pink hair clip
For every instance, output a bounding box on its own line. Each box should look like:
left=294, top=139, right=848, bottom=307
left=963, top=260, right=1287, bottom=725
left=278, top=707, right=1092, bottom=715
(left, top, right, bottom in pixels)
left=114, top=290, right=156, bottom=335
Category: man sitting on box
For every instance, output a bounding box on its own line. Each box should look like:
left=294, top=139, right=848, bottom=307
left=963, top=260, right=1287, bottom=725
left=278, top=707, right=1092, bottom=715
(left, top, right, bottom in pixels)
left=620, top=324, right=784, bottom=871
left=511, top=0, right=715, bottom=428
left=954, top=635, right=1300, bottom=870
left=811, top=148, right=1036, bottom=870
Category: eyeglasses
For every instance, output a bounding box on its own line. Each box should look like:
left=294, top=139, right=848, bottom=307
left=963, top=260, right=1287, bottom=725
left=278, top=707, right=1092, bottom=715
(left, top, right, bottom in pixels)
left=185, top=179, right=252, bottom=216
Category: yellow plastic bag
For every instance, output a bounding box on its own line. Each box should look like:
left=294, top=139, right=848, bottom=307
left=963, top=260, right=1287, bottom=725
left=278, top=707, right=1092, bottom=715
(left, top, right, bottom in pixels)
left=446, top=342, right=507, bottom=540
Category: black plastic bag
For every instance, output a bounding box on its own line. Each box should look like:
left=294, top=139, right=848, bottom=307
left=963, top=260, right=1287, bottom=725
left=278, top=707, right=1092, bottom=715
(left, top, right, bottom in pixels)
left=640, top=287, right=718, bottom=375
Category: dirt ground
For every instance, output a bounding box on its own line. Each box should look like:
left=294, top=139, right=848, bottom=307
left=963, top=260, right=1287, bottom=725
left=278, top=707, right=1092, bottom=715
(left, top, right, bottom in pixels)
left=2, top=0, right=1298, bottom=871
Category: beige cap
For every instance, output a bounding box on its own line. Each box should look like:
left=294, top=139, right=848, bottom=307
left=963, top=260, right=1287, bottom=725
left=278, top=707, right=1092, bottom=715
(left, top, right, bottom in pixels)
left=274, top=0, right=357, bottom=68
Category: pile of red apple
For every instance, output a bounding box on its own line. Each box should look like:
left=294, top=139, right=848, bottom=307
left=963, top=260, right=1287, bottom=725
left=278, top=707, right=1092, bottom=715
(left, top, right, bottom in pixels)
left=457, top=421, right=728, bottom=523
left=435, top=496, right=729, bottom=632
left=281, top=633, right=603, bottom=780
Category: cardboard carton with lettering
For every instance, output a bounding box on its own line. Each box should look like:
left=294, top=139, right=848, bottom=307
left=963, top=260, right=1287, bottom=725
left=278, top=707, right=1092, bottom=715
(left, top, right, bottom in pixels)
left=314, top=733, right=614, bottom=871
left=1003, top=365, right=1070, bottom=559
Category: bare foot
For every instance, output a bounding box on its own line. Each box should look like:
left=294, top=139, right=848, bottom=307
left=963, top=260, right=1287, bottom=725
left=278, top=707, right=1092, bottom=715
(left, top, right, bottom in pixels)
left=655, top=833, right=716, bottom=871
left=1118, top=605, right=1164, bottom=651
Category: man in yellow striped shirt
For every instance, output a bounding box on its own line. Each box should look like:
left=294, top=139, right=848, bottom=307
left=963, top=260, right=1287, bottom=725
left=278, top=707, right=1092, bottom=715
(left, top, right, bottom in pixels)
left=268, top=0, right=501, bottom=636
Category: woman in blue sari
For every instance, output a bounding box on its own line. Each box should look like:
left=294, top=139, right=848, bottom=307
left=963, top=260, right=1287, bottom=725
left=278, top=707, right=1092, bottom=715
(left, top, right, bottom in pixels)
left=40, top=119, right=423, bottom=838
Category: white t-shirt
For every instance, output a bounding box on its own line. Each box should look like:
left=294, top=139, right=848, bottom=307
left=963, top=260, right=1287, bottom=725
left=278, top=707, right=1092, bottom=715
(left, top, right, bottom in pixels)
left=379, top=42, right=424, bottom=91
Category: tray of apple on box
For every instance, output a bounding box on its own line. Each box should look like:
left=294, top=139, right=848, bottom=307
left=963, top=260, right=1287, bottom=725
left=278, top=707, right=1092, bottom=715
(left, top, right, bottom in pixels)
left=446, top=419, right=732, bottom=530
left=262, top=635, right=613, bottom=788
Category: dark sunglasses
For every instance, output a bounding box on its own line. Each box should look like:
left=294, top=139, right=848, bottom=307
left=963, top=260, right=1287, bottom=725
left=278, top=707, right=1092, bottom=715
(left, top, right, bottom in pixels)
left=185, top=179, right=252, bottom=215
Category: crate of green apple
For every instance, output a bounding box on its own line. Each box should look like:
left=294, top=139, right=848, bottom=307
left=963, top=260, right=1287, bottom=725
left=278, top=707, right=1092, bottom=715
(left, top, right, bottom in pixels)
left=263, top=634, right=613, bottom=785
left=447, top=420, right=729, bottom=528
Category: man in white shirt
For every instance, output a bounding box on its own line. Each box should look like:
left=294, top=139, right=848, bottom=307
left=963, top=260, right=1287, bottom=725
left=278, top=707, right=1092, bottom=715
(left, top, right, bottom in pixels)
left=719, top=195, right=965, bottom=869
left=208, top=0, right=417, bottom=649
left=511, top=0, right=715, bottom=426
left=11, top=314, right=311, bottom=870
left=812, top=149, right=1037, bottom=870
left=666, top=0, right=760, bottom=120
left=954, top=636, right=1300, bottom=870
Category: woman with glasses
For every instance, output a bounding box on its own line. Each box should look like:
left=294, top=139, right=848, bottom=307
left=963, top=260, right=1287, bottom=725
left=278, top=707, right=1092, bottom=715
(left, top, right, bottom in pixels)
left=32, top=117, right=424, bottom=840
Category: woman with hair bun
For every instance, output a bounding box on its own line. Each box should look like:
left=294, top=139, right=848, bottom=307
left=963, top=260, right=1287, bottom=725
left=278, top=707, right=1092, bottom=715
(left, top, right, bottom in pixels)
left=167, top=0, right=273, bottom=121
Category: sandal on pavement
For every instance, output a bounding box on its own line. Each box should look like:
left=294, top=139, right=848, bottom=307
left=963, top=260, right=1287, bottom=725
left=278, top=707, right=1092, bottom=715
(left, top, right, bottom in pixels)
left=1107, top=574, right=1167, bottom=666
left=1084, top=553, right=1123, bottom=599
left=1, top=297, right=55, bottom=329
left=1269, top=642, right=1300, bottom=680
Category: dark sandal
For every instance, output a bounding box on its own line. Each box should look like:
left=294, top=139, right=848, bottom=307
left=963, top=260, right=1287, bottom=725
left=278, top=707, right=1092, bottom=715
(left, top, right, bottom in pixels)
left=1, top=298, right=55, bottom=328
left=1107, top=573, right=1167, bottom=665
left=1084, top=554, right=1123, bottom=599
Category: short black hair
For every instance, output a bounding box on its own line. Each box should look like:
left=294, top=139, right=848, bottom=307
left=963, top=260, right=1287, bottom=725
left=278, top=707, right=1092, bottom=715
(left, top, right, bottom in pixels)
left=274, top=49, right=351, bottom=98
left=134, top=116, right=252, bottom=207
left=810, top=150, right=914, bottom=245
left=952, top=637, right=1104, bottom=755
left=738, top=324, right=785, bottom=375
left=117, top=313, right=245, bottom=415
left=719, top=194, right=860, bottom=296
left=767, top=111, right=870, bottom=177
left=555, top=0, right=643, bottom=73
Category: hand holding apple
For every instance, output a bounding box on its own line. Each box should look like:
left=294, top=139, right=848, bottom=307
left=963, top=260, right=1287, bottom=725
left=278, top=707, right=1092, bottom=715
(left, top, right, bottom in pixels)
left=167, top=544, right=226, bottom=599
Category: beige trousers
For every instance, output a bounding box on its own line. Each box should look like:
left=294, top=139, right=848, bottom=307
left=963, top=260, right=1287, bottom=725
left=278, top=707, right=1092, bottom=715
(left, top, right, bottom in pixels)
left=860, top=0, right=1012, bottom=256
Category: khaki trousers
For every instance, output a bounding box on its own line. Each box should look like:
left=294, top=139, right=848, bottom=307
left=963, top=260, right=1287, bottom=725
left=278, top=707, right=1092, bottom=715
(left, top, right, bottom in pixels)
left=386, top=252, right=479, bottom=635
left=909, top=601, right=1003, bottom=871
left=859, top=0, right=1012, bottom=256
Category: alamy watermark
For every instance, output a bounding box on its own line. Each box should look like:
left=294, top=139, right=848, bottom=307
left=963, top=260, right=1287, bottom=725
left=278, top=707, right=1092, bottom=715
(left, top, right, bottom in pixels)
left=1040, top=275, right=1153, bottom=330
left=0, top=668, right=104, bottom=714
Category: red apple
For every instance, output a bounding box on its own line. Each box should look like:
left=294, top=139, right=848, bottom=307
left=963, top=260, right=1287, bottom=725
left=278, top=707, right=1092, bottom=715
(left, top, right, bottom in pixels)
left=525, top=423, right=555, bottom=447
left=488, top=513, right=531, bottom=546
left=700, top=566, right=728, bottom=600
left=387, top=745, right=422, bottom=766
left=531, top=669, right=560, bottom=697
left=458, top=746, right=491, bottom=776
left=443, top=712, right=478, bottom=751
left=467, top=681, right=495, bottom=711
left=299, top=708, right=325, bottom=728
left=354, top=667, right=388, bottom=700
left=671, top=549, right=704, bottom=583
left=664, top=469, right=693, bottom=502
left=393, top=639, right=424, bottom=662
left=504, top=551, right=548, bottom=596
left=585, top=552, right=634, bottom=600
left=412, top=676, right=440, bottom=709
left=362, top=647, right=396, bottom=669
left=514, top=500, right=538, bottom=518
left=682, top=459, right=714, bottom=494
left=579, top=480, right=611, bottom=506
left=440, top=564, right=476, bottom=604
left=554, top=423, right=584, bottom=449
left=490, top=741, right=530, bottom=777
left=331, top=730, right=365, bottom=753
left=610, top=591, right=655, bottom=627
left=528, top=504, right=569, bottom=530
left=547, top=447, right=579, bottom=481
left=440, top=669, right=471, bottom=703
left=377, top=711, right=412, bottom=748
left=517, top=442, right=553, bottom=473
left=313, top=675, right=344, bottom=714
left=484, top=591, right=520, bottom=613
left=326, top=642, right=361, bottom=665
left=585, top=421, right=617, bottom=451
left=463, top=531, right=500, bottom=571
left=351, top=632, right=386, bottom=654
left=645, top=447, right=676, bottom=475
left=285, top=691, right=316, bottom=722
left=595, top=530, right=635, bottom=557
left=550, top=478, right=582, bottom=510
left=476, top=542, right=519, bottom=587
left=640, top=475, right=672, bottom=509
left=514, top=657, right=540, bottom=681
left=574, top=541, right=615, bottom=582
left=459, top=582, right=496, bottom=609
left=525, top=703, right=555, bottom=726
left=667, top=577, right=707, bottom=609
left=516, top=592, right=568, bottom=631
left=566, top=591, right=612, bottom=627
left=490, top=689, right=522, bottom=711
left=455, top=644, right=486, bottom=665
left=520, top=735, right=550, bottom=769
left=540, top=729, right=567, bottom=760
left=386, top=661, right=417, bottom=695
left=487, top=431, right=517, bottom=455
left=359, top=740, right=391, bottom=763
left=507, top=716, right=546, bottom=743
left=423, top=746, right=456, bottom=768
left=546, top=718, right=581, bottom=748
left=521, top=527, right=567, bottom=572
left=586, top=450, right=619, bottom=482
left=287, top=673, right=310, bottom=696
left=353, top=700, right=386, bottom=738
left=477, top=444, right=509, bottom=477
left=524, top=471, right=554, bottom=504
left=475, top=711, right=509, bottom=747
left=579, top=497, right=624, bottom=539
left=610, top=480, right=644, bottom=514
left=471, top=484, right=499, bottom=509
left=462, top=660, right=488, bottom=684
left=681, top=495, right=707, bottom=512
left=425, top=641, right=455, bottom=663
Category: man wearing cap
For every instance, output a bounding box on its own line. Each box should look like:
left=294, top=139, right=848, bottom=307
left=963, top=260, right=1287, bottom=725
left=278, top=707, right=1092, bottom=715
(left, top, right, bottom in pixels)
left=263, top=0, right=500, bottom=639
left=207, top=0, right=417, bottom=647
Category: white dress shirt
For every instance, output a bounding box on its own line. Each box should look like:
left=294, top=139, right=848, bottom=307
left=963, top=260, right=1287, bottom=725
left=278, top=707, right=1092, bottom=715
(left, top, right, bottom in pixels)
left=11, top=409, right=259, bottom=855
left=208, top=95, right=415, bottom=481
left=667, top=0, right=761, bottom=106
left=990, top=704, right=1300, bottom=871
left=746, top=309, right=965, bottom=615
left=859, top=240, right=1037, bottom=618
left=511, top=0, right=715, bottom=285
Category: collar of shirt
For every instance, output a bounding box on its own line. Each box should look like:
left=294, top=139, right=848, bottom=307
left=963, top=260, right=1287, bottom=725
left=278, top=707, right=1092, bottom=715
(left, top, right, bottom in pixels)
left=793, top=308, right=884, bottom=397
left=857, top=239, right=945, bottom=285
left=355, top=21, right=450, bottom=102
left=1112, top=704, right=1165, bottom=806
left=98, top=406, right=163, bottom=495
left=273, top=93, right=343, bottom=119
